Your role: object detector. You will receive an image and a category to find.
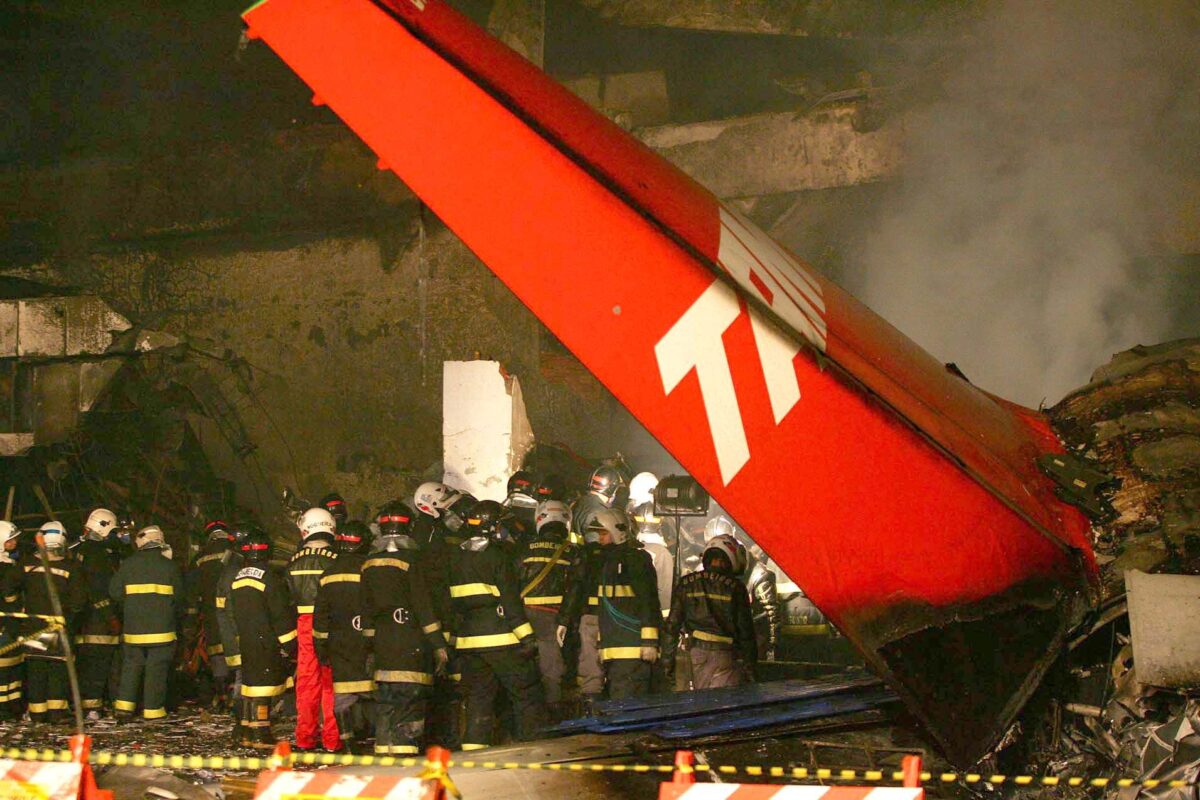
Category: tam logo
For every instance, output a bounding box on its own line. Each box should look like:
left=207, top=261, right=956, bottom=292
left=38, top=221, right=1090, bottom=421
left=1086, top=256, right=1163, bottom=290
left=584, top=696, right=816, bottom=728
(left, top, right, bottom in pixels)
left=655, top=207, right=827, bottom=485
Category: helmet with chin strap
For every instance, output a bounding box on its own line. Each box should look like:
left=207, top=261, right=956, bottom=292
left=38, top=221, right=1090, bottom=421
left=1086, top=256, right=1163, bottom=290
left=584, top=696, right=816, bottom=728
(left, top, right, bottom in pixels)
left=84, top=508, right=117, bottom=541
left=703, top=533, right=747, bottom=576
left=335, top=520, right=373, bottom=554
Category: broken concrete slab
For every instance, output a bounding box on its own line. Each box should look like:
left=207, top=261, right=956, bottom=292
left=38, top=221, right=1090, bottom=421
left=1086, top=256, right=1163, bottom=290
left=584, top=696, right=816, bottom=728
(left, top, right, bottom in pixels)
left=442, top=360, right=536, bottom=501
left=0, top=297, right=131, bottom=358
left=1127, top=570, right=1200, bottom=689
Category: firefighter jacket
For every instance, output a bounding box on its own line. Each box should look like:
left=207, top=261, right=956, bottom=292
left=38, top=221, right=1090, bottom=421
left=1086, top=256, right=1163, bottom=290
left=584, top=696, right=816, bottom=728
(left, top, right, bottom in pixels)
left=595, top=544, right=660, bottom=662
left=0, top=557, right=23, bottom=684
left=287, top=540, right=336, bottom=615
left=313, top=551, right=372, bottom=693
left=190, top=541, right=236, bottom=658
left=557, top=543, right=603, bottom=628
left=74, top=538, right=122, bottom=646
left=212, top=552, right=244, bottom=667
left=108, top=547, right=185, bottom=646
left=230, top=562, right=297, bottom=697
left=362, top=548, right=446, bottom=685
left=664, top=569, right=757, bottom=667
left=638, top=534, right=674, bottom=619
left=517, top=530, right=576, bottom=612
left=13, top=554, right=86, bottom=635
left=447, top=537, right=535, bottom=653
left=744, top=561, right=779, bottom=651
left=414, top=536, right=457, bottom=649
left=571, top=493, right=608, bottom=543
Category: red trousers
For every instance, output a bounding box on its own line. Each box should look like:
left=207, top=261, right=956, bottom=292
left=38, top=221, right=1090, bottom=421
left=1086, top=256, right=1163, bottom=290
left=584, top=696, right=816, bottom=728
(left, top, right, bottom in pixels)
left=296, top=614, right=340, bottom=750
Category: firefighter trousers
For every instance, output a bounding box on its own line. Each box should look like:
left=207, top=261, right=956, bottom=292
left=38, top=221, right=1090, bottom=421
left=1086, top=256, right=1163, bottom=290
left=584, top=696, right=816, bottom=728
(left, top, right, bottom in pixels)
left=460, top=647, right=547, bottom=749
left=374, top=682, right=429, bottom=755
left=239, top=697, right=275, bottom=746
left=576, top=615, right=603, bottom=698
left=604, top=658, right=652, bottom=700
left=526, top=608, right=564, bottom=704
left=115, top=643, right=173, bottom=719
left=78, top=643, right=117, bottom=711
left=333, top=689, right=375, bottom=749
left=26, top=657, right=69, bottom=721
left=689, top=646, right=745, bottom=690
left=295, top=615, right=340, bottom=750
left=0, top=652, right=22, bottom=720
left=426, top=671, right=462, bottom=750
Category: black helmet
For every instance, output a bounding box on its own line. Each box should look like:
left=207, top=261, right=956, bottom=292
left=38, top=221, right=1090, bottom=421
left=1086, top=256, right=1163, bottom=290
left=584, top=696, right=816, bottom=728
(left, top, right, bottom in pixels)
left=335, top=520, right=372, bottom=554
left=588, top=465, right=623, bottom=500
left=237, top=523, right=272, bottom=561
left=319, top=492, right=349, bottom=524
left=535, top=474, right=566, bottom=503
left=205, top=519, right=234, bottom=543
left=507, top=470, right=537, bottom=500
left=115, top=510, right=137, bottom=546
left=463, top=500, right=506, bottom=540
left=375, top=501, right=416, bottom=538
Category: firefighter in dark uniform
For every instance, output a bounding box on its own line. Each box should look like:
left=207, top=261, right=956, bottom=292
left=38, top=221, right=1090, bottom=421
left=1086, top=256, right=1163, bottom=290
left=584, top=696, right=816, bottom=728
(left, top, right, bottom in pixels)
left=362, top=505, right=448, bottom=755
left=17, top=522, right=86, bottom=723
left=109, top=525, right=185, bottom=721
left=450, top=500, right=546, bottom=749
left=556, top=516, right=606, bottom=707
left=212, top=528, right=245, bottom=708
left=75, top=508, right=123, bottom=717
left=189, top=520, right=237, bottom=708
left=502, top=471, right=539, bottom=544
left=0, top=521, right=24, bottom=719
left=313, top=519, right=375, bottom=752
left=592, top=509, right=660, bottom=700
left=319, top=492, right=349, bottom=526
left=288, top=507, right=341, bottom=751
left=571, top=465, right=623, bottom=546
left=517, top=501, right=575, bottom=708
left=664, top=534, right=757, bottom=689
left=230, top=525, right=297, bottom=748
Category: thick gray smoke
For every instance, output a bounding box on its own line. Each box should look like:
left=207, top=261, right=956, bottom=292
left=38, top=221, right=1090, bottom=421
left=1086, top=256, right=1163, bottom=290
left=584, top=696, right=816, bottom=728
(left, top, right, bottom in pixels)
left=854, top=0, right=1200, bottom=406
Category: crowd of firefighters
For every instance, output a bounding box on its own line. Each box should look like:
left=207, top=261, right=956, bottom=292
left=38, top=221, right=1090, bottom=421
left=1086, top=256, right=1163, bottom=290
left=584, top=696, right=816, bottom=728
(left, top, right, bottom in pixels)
left=0, top=466, right=785, bottom=754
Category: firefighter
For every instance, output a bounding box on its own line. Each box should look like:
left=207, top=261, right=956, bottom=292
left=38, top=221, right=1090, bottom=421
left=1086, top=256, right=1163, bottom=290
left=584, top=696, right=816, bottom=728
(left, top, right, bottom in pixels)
left=503, top=471, right=539, bottom=543
left=627, top=472, right=659, bottom=512
left=109, top=525, right=185, bottom=721
left=288, top=507, right=341, bottom=752
left=212, top=528, right=245, bottom=710
left=517, top=501, right=575, bottom=708
left=75, top=508, right=123, bottom=718
left=571, top=465, right=623, bottom=542
left=313, top=519, right=374, bottom=752
left=319, top=493, right=349, bottom=526
left=555, top=505, right=607, bottom=706
left=451, top=500, right=546, bottom=749
left=189, top=520, right=237, bottom=708
left=534, top=474, right=566, bottom=504
left=362, top=504, right=448, bottom=755
left=664, top=533, right=757, bottom=689
left=0, top=521, right=24, bottom=720
left=19, top=522, right=86, bottom=723
left=230, top=525, right=297, bottom=748
left=591, top=509, right=660, bottom=700
left=633, top=503, right=673, bottom=618
left=741, top=537, right=780, bottom=662
left=413, top=482, right=477, bottom=545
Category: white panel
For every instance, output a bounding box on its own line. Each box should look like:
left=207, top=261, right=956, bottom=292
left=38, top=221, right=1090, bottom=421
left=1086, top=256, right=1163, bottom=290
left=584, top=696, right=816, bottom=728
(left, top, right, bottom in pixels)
left=443, top=360, right=535, bottom=501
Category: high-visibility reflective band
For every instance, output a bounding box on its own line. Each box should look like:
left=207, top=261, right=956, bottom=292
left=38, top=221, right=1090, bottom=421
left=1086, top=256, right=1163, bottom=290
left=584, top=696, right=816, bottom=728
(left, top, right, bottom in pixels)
left=0, top=690, right=21, bottom=703
left=588, top=597, right=599, bottom=606
left=196, top=553, right=224, bottom=566
left=0, top=655, right=21, bottom=669
left=126, top=584, right=175, bottom=596
left=124, top=631, right=176, bottom=645
left=242, top=682, right=289, bottom=698
left=375, top=744, right=420, bottom=754
left=449, top=583, right=500, bottom=598
left=512, top=623, right=534, bottom=640
left=207, top=644, right=225, bottom=655
left=782, top=623, right=832, bottom=636
left=374, top=670, right=433, bottom=685
left=686, top=591, right=731, bottom=601
left=3, top=593, right=18, bottom=604
left=278, top=629, right=298, bottom=644
left=289, top=569, right=325, bottom=576
left=363, top=557, right=410, bottom=571
left=523, top=556, right=572, bottom=566
left=215, top=597, right=227, bottom=609
left=449, top=673, right=462, bottom=682
left=661, top=608, right=671, bottom=618
left=599, top=585, right=635, bottom=597
left=523, top=596, right=564, bottom=605
left=691, top=630, right=734, bottom=644
left=80, top=699, right=102, bottom=710
left=422, top=622, right=441, bottom=634
left=442, top=631, right=454, bottom=644
left=312, top=630, right=329, bottom=640
left=75, top=634, right=120, bottom=645
left=320, top=573, right=361, bottom=586
left=461, top=744, right=489, bottom=751
left=641, top=627, right=659, bottom=640
left=333, top=679, right=375, bottom=693
left=113, top=699, right=137, bottom=712
left=455, top=631, right=519, bottom=649
left=243, top=719, right=272, bottom=728
left=226, top=654, right=242, bottom=667
left=46, top=699, right=69, bottom=711
left=28, top=702, right=48, bottom=714
left=231, top=578, right=265, bottom=592
left=0, top=680, right=21, bottom=692
left=600, top=646, right=644, bottom=661
left=144, top=707, right=167, bottom=719
left=27, top=566, right=71, bottom=579
left=363, top=629, right=375, bottom=638
left=296, top=605, right=315, bottom=614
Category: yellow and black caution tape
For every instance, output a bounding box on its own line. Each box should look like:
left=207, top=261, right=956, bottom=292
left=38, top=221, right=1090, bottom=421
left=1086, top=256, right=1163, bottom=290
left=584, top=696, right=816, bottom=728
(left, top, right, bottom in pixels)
left=0, top=611, right=65, bottom=622
left=0, top=622, right=62, bottom=657
left=0, top=748, right=1195, bottom=789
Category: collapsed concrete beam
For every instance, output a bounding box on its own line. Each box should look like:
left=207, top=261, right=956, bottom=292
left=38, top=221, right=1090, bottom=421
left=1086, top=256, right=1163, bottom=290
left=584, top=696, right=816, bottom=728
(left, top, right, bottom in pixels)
left=638, top=102, right=906, bottom=198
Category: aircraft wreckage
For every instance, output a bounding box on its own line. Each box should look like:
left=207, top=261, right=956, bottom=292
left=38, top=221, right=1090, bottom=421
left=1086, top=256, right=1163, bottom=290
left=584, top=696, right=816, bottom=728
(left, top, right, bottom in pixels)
left=242, top=0, right=1103, bottom=765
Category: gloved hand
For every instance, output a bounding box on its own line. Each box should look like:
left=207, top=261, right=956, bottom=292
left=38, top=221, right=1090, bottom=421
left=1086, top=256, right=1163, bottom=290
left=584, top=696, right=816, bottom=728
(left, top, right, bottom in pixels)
left=640, top=645, right=659, bottom=663
left=432, top=647, right=449, bottom=677
left=519, top=637, right=539, bottom=661
left=555, top=625, right=567, bottom=648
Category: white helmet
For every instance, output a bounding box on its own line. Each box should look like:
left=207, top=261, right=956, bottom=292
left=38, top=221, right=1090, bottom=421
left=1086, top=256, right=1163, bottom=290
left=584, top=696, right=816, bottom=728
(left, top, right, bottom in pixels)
left=0, top=520, right=20, bottom=547
left=587, top=508, right=634, bottom=546
left=413, top=482, right=455, bottom=518
left=703, top=533, right=747, bottom=575
left=627, top=472, right=659, bottom=509
left=84, top=508, right=118, bottom=540
left=298, top=507, right=336, bottom=540
left=535, top=501, right=571, bottom=534
left=39, top=520, right=68, bottom=553
left=135, top=525, right=166, bottom=549
left=703, top=516, right=736, bottom=543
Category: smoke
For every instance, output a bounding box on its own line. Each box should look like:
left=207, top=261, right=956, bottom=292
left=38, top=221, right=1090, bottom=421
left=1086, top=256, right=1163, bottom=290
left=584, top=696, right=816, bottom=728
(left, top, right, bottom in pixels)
left=853, top=0, right=1200, bottom=406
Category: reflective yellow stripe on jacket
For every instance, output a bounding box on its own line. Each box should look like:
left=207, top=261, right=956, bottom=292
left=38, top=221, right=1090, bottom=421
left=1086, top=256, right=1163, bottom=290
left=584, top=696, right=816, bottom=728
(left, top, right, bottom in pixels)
left=126, top=584, right=175, bottom=595
left=124, top=632, right=176, bottom=645
left=449, top=583, right=500, bottom=598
